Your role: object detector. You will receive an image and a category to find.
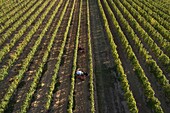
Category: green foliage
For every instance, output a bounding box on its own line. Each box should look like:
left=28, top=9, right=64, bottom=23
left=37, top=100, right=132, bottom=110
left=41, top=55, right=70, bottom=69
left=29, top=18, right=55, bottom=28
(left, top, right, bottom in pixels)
left=116, top=0, right=170, bottom=103
left=0, top=0, right=46, bottom=81
left=87, top=0, right=95, bottom=112
left=98, top=0, right=138, bottom=112
left=67, top=0, right=82, bottom=112
left=46, top=0, right=74, bottom=110
left=0, top=0, right=60, bottom=112
left=104, top=0, right=165, bottom=112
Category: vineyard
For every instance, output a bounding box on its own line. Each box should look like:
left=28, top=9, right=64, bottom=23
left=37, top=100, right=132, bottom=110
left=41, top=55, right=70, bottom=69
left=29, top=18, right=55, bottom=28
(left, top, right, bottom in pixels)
left=0, top=0, right=169, bottom=113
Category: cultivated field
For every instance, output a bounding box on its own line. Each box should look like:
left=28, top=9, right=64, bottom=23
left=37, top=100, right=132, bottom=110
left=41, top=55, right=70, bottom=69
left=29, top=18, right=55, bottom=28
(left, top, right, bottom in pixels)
left=0, top=0, right=170, bottom=113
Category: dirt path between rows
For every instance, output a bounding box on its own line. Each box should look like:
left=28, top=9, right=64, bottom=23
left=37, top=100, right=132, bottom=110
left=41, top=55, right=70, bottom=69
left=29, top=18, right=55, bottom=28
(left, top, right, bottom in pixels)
left=73, top=0, right=90, bottom=112
left=27, top=0, right=73, bottom=113
left=90, top=0, right=128, bottom=113
left=48, top=0, right=79, bottom=112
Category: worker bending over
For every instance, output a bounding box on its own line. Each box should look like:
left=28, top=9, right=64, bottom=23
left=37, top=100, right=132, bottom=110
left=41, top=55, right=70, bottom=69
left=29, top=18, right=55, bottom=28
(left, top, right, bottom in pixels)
left=76, top=68, right=88, bottom=80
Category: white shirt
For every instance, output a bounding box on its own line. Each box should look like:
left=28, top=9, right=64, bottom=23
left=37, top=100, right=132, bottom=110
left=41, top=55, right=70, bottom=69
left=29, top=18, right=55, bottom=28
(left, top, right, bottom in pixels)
left=76, top=71, right=83, bottom=75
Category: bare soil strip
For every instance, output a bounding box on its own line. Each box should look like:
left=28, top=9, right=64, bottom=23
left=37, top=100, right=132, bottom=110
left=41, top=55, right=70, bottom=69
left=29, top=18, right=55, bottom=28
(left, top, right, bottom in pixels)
left=27, top=1, right=74, bottom=113
left=48, top=0, right=79, bottom=113
left=73, top=0, right=91, bottom=112
left=71, top=0, right=93, bottom=113
left=90, top=0, right=128, bottom=113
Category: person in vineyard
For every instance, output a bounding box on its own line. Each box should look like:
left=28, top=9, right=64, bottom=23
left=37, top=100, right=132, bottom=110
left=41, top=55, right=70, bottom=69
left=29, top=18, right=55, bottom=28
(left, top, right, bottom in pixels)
left=76, top=69, right=84, bottom=76
left=76, top=68, right=88, bottom=80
